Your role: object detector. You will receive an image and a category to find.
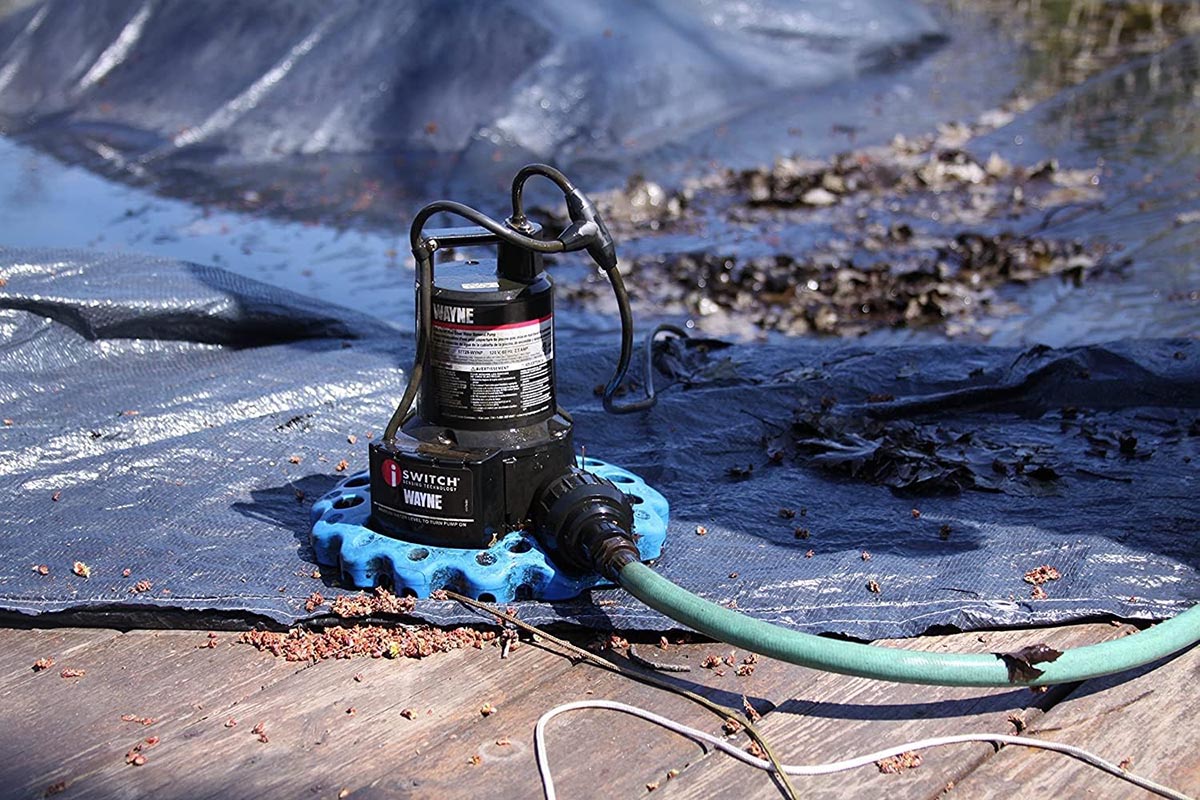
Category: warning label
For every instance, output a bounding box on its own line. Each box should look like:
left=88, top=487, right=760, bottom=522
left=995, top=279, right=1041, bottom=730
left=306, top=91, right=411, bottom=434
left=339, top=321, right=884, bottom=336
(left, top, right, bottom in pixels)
left=430, top=313, right=554, bottom=424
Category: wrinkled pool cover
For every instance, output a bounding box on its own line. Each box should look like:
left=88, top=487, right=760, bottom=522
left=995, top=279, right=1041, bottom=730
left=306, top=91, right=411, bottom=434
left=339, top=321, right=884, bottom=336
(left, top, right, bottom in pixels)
left=0, top=248, right=1197, bottom=638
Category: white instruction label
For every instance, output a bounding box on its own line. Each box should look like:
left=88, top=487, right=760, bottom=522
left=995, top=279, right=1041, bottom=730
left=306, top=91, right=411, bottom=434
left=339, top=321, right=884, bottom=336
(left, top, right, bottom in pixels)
left=430, top=314, right=554, bottom=422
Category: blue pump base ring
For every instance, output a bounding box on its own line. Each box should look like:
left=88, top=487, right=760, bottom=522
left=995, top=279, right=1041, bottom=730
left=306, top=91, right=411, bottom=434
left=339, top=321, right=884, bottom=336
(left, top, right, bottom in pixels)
left=309, top=458, right=670, bottom=603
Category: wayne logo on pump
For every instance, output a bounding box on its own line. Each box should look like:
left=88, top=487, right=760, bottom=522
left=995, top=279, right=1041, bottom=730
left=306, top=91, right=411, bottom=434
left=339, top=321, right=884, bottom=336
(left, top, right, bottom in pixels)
left=375, top=457, right=473, bottom=526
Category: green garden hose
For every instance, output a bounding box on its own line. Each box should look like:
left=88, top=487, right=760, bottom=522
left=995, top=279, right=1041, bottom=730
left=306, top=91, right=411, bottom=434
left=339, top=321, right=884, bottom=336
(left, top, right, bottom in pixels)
left=617, top=560, right=1200, bottom=686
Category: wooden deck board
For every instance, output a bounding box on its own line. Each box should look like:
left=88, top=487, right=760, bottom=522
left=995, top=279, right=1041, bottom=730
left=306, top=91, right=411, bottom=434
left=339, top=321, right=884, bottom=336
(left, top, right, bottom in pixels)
left=0, top=626, right=114, bottom=689
left=945, top=641, right=1200, bottom=800
left=654, top=624, right=1132, bottom=800
left=0, top=622, right=1195, bottom=800
left=0, top=628, right=297, bottom=798
left=35, top=637, right=573, bottom=800
left=363, top=636, right=834, bottom=799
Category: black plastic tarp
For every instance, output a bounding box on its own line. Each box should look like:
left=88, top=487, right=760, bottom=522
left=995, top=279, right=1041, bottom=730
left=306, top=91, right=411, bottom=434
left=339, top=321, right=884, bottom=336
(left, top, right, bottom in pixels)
left=1, top=248, right=1196, bottom=637
left=0, top=0, right=943, bottom=188
left=0, top=0, right=983, bottom=224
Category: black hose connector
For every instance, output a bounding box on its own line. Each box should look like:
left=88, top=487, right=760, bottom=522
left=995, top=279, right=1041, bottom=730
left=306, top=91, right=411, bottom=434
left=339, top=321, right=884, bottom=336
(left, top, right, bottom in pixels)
left=533, top=467, right=640, bottom=579
left=561, top=188, right=617, bottom=273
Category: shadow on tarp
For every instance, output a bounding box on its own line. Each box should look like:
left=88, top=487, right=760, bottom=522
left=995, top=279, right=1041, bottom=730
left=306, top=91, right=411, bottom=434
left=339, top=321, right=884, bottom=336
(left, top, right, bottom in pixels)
left=231, top=472, right=342, bottom=582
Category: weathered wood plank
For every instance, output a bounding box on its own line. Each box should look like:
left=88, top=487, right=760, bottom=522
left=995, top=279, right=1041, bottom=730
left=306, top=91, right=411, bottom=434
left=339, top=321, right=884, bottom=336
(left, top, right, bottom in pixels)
left=0, top=626, right=113, bottom=689
left=945, top=641, right=1200, bottom=800
left=0, top=628, right=298, bottom=798
left=355, top=635, right=824, bottom=799
left=2, top=621, right=1181, bottom=800
left=0, top=623, right=877, bottom=800
left=59, top=632, right=578, bottom=800
left=656, top=624, right=1130, bottom=800
left=65, top=631, right=817, bottom=800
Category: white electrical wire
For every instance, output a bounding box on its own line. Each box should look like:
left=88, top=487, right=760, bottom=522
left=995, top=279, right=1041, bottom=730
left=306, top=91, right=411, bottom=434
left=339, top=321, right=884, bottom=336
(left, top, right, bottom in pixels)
left=535, top=699, right=1195, bottom=800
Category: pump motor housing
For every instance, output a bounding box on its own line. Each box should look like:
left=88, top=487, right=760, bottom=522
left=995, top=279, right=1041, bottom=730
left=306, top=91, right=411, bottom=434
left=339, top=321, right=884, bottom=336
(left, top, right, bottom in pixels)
left=369, top=223, right=578, bottom=549
left=356, top=165, right=656, bottom=585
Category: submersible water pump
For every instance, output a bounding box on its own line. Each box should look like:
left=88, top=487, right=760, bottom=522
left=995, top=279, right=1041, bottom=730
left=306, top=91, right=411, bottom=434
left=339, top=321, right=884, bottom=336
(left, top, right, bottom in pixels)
left=310, top=164, right=670, bottom=601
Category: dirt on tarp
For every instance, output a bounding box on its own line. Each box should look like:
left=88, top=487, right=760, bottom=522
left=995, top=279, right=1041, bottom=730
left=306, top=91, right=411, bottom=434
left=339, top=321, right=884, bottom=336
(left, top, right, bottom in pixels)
left=763, top=398, right=1197, bottom=497
left=768, top=410, right=1065, bottom=496
left=620, top=232, right=1101, bottom=337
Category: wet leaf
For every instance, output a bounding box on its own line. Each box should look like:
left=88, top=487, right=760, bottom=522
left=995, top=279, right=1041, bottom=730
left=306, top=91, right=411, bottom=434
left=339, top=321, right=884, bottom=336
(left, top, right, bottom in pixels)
left=997, top=643, right=1063, bottom=682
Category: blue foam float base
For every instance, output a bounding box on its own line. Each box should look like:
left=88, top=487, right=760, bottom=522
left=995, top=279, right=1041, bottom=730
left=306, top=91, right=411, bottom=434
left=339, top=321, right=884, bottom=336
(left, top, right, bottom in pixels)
left=309, top=459, right=669, bottom=603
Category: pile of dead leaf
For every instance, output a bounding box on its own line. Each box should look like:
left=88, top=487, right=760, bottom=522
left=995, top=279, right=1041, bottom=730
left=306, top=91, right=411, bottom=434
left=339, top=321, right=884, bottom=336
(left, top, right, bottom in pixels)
left=239, top=624, right=495, bottom=662
left=765, top=410, right=1063, bottom=495
left=629, top=231, right=1099, bottom=336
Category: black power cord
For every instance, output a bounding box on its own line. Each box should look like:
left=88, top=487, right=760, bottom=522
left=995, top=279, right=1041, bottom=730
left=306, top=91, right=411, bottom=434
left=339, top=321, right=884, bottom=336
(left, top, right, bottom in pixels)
left=509, top=163, right=577, bottom=226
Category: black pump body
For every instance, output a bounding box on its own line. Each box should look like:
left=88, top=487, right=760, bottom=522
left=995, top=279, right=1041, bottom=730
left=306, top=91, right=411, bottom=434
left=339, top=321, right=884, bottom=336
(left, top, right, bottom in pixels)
left=369, top=221, right=576, bottom=549
left=369, top=166, right=644, bottom=579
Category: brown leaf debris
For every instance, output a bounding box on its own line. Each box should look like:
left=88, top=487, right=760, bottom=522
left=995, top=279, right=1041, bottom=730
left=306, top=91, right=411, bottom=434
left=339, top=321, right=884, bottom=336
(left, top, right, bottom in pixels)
left=876, top=751, right=923, bottom=773
left=329, top=587, right=416, bottom=618
left=1023, top=565, right=1061, bottom=585
left=239, top=624, right=495, bottom=662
